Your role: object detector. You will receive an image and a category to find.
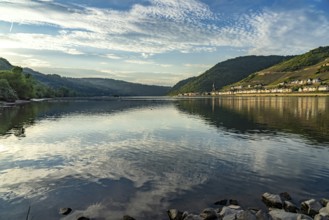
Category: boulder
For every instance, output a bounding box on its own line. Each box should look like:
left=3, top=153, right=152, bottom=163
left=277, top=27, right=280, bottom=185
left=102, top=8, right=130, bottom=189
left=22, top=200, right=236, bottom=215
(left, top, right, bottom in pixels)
left=228, top=205, right=242, bottom=210
left=183, top=214, right=203, bottom=220
left=236, top=210, right=257, bottom=220
left=59, top=207, right=72, bottom=215
left=182, top=211, right=189, bottom=220
left=199, top=208, right=218, bottom=220
left=77, top=217, right=90, bottom=220
left=214, top=199, right=228, bottom=206
left=229, top=199, right=239, bottom=206
left=223, top=214, right=237, bottom=220
left=255, top=210, right=269, bottom=220
left=219, top=206, right=243, bottom=218
left=269, top=209, right=312, bottom=220
left=279, top=192, right=292, bottom=201
left=314, top=214, right=329, bottom=220
left=301, top=199, right=323, bottom=217
left=261, top=193, right=283, bottom=209
left=284, top=201, right=298, bottom=213
left=123, top=215, right=136, bottom=220
left=168, top=209, right=183, bottom=220
left=319, top=203, right=329, bottom=217
left=321, top=199, right=329, bottom=207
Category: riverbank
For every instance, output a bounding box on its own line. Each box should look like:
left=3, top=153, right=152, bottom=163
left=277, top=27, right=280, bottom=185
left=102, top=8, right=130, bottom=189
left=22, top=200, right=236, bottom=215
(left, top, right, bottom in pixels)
left=58, top=192, right=329, bottom=220
left=221, top=92, right=329, bottom=97
left=0, top=98, right=53, bottom=107
left=165, top=192, right=329, bottom=220
left=167, top=192, right=329, bottom=220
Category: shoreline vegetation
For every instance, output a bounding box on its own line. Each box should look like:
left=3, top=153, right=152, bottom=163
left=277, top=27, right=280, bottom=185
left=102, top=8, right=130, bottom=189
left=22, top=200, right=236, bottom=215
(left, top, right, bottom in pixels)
left=1, top=93, right=329, bottom=107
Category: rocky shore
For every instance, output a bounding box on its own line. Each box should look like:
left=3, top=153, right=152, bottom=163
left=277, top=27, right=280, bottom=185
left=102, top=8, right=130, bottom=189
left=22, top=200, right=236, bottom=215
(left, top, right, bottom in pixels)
left=166, top=192, right=329, bottom=220
left=59, top=192, right=329, bottom=220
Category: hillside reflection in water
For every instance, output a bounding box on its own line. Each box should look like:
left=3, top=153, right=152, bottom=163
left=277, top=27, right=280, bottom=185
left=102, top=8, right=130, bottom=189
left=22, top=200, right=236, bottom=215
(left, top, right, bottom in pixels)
left=177, top=96, right=329, bottom=143
left=0, top=97, right=328, bottom=220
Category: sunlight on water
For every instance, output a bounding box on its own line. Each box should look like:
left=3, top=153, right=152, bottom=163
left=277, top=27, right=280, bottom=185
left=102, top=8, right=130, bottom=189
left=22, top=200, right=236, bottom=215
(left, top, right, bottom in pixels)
left=0, top=97, right=329, bottom=219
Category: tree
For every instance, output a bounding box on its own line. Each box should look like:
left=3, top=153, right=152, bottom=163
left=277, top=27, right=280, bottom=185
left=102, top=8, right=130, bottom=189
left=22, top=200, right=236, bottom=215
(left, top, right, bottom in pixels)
left=0, top=79, right=18, bottom=102
left=11, top=66, right=23, bottom=74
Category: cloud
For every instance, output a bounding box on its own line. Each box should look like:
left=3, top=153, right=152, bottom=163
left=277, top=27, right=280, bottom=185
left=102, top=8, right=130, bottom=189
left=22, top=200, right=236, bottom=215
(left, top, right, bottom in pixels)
left=184, top=63, right=212, bottom=68
left=0, top=0, right=219, bottom=56
left=105, top=53, right=121, bottom=60
left=125, top=59, right=154, bottom=65
left=20, top=58, right=50, bottom=67
left=245, top=7, right=329, bottom=55
left=0, top=108, right=215, bottom=219
left=9, top=22, right=13, bottom=32
left=0, top=0, right=329, bottom=82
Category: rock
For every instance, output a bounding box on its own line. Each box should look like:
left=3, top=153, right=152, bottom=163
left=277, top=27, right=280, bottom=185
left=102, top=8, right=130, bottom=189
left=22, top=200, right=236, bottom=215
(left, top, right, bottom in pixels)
left=248, top=207, right=260, bottom=213
left=255, top=210, right=269, bottom=220
left=228, top=205, right=242, bottom=210
left=301, top=199, right=323, bottom=217
left=284, top=201, right=298, bottom=213
left=183, top=214, right=203, bottom=220
left=321, top=199, right=329, bottom=207
left=77, top=217, right=90, bottom=220
left=269, top=209, right=312, bottom=220
left=236, top=210, right=257, bottom=220
left=123, top=215, right=136, bottom=220
left=182, top=211, right=189, bottom=219
left=59, top=207, right=72, bottom=215
left=219, top=206, right=243, bottom=217
left=229, top=199, right=239, bottom=206
left=280, top=192, right=292, bottom=201
left=314, top=214, right=329, bottom=220
left=168, top=209, right=183, bottom=220
left=199, top=208, right=218, bottom=220
left=261, top=192, right=283, bottom=209
left=223, top=214, right=237, bottom=220
left=214, top=199, right=228, bottom=206
left=319, top=203, right=329, bottom=216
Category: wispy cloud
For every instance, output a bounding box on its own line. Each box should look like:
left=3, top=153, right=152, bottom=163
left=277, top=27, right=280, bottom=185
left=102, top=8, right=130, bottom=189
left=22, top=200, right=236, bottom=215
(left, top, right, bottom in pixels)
left=105, top=54, right=121, bottom=60
left=9, top=22, right=13, bottom=32
left=0, top=0, right=328, bottom=56
left=245, top=7, right=329, bottom=55
left=20, top=58, right=50, bottom=67
left=0, top=0, right=329, bottom=85
left=125, top=59, right=154, bottom=65
left=184, top=63, right=212, bottom=68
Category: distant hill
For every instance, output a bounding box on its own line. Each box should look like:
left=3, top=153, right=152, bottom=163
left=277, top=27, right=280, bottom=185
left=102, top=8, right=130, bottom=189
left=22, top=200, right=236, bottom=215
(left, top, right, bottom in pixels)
left=168, top=55, right=290, bottom=95
left=0, top=58, right=13, bottom=70
left=225, top=46, right=329, bottom=90
left=167, top=76, right=196, bottom=95
left=0, top=58, right=171, bottom=98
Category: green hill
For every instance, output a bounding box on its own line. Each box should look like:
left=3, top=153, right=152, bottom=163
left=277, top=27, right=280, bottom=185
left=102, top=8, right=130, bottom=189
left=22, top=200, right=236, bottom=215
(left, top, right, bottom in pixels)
left=225, top=46, right=329, bottom=90
left=0, top=57, right=171, bottom=102
left=168, top=55, right=290, bottom=95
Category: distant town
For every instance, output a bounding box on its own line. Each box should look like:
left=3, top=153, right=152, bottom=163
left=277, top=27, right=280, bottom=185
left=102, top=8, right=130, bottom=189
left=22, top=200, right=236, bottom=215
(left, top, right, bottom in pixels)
left=178, top=77, right=329, bottom=96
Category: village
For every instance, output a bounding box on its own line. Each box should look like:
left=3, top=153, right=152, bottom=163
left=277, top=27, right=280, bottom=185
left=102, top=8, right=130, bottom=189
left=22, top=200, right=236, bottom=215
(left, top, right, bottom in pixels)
left=178, top=78, right=329, bottom=96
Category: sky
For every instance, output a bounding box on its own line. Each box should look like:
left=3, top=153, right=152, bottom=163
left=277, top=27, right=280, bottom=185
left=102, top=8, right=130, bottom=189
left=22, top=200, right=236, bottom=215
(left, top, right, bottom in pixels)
left=0, top=0, right=329, bottom=86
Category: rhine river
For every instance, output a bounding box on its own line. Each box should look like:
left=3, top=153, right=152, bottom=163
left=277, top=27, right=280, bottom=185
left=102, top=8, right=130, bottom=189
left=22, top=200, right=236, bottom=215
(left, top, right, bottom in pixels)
left=0, top=96, right=328, bottom=219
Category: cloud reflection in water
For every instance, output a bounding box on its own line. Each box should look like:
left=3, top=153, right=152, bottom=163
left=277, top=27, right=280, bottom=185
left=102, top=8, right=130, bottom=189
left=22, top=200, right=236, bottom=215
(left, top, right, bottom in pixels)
left=0, top=99, right=328, bottom=219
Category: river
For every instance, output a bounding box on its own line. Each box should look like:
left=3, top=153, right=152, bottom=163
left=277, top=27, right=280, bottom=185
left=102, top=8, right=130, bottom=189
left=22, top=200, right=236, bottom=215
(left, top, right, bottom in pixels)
left=0, top=96, right=328, bottom=219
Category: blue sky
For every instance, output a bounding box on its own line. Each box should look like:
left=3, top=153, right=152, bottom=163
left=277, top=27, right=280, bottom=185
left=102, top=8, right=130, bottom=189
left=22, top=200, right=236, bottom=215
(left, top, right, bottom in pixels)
left=0, top=0, right=329, bottom=86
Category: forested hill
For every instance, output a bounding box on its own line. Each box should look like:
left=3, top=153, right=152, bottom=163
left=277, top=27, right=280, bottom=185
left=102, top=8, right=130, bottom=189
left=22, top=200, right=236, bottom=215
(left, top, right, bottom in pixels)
left=23, top=68, right=171, bottom=96
left=168, top=55, right=291, bottom=95
left=0, top=57, right=171, bottom=101
left=225, top=46, right=329, bottom=89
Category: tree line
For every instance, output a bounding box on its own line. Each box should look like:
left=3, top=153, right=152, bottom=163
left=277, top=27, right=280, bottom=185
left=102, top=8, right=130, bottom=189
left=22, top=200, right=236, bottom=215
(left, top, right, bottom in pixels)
left=0, top=66, right=75, bottom=102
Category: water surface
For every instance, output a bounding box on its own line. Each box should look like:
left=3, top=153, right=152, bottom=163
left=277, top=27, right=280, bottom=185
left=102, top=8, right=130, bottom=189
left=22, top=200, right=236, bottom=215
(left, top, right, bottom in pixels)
left=0, top=97, right=328, bottom=219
